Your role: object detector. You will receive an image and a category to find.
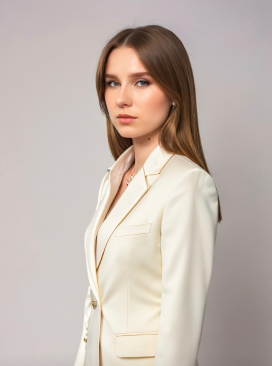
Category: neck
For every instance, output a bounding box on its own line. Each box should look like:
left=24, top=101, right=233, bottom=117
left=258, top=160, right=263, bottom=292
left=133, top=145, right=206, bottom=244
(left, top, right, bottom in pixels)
left=131, top=135, right=160, bottom=176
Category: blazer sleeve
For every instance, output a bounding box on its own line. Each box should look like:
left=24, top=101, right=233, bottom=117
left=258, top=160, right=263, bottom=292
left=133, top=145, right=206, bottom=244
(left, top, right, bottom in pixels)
left=154, top=167, right=219, bottom=366
left=74, top=171, right=110, bottom=366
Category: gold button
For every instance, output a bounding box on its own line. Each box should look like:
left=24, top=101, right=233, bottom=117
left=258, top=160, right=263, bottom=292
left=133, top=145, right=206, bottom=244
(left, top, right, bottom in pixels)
left=92, top=300, right=97, bottom=309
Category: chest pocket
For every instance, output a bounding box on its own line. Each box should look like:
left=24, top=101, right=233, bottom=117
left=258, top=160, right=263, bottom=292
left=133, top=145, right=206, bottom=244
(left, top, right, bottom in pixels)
left=115, top=222, right=152, bottom=237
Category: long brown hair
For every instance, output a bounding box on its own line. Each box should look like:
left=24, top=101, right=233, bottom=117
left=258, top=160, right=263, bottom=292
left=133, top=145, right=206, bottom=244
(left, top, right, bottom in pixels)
left=95, top=24, right=222, bottom=223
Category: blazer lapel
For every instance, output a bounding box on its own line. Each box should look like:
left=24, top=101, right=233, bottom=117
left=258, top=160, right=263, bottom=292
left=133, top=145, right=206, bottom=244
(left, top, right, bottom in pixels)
left=95, top=144, right=175, bottom=271
left=95, top=166, right=149, bottom=270
left=85, top=145, right=135, bottom=300
left=85, top=144, right=175, bottom=301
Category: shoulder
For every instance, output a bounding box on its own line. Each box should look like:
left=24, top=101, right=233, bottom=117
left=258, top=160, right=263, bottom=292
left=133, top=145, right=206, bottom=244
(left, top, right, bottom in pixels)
left=162, top=155, right=219, bottom=228
left=165, top=154, right=218, bottom=201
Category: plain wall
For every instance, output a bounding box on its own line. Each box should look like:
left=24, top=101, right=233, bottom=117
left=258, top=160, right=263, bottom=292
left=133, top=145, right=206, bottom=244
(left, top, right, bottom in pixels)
left=1, top=0, right=271, bottom=365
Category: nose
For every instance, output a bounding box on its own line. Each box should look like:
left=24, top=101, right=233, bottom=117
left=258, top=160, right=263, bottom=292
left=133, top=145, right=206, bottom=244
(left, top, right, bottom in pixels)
left=115, top=83, right=132, bottom=108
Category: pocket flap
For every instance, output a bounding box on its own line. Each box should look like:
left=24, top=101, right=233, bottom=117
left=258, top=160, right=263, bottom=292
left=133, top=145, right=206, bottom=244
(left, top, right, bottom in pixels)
left=115, top=222, right=152, bottom=237
left=116, top=331, right=158, bottom=357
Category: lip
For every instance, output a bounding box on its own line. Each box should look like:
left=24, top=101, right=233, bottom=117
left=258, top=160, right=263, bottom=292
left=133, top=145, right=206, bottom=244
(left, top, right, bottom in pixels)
left=117, top=114, right=137, bottom=118
left=117, top=114, right=137, bottom=124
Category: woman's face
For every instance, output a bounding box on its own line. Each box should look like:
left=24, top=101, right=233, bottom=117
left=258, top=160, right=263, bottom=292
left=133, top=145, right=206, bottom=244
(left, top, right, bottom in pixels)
left=104, top=47, right=172, bottom=140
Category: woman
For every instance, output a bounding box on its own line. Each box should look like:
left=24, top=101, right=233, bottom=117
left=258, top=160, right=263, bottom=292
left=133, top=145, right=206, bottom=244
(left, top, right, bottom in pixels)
left=74, top=24, right=222, bottom=366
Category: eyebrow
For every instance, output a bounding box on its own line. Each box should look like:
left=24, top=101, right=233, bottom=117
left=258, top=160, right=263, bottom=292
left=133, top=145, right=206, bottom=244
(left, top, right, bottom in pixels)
left=104, top=72, right=151, bottom=78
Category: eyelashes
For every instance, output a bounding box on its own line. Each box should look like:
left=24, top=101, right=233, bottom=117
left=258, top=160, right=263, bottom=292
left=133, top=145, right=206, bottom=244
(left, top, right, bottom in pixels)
left=137, top=79, right=150, bottom=87
left=105, top=79, right=151, bottom=88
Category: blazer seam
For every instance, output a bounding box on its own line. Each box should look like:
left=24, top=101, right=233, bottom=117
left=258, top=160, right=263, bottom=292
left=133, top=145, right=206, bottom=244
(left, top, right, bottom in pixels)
left=176, top=154, right=203, bottom=170
left=176, top=155, right=218, bottom=189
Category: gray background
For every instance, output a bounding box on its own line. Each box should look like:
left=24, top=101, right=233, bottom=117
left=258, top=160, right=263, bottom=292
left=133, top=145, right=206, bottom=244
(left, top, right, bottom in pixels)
left=1, top=0, right=271, bottom=365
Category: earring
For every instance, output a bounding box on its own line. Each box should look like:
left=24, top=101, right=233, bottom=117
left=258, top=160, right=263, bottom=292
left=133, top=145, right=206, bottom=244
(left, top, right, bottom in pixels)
left=172, top=102, right=175, bottom=106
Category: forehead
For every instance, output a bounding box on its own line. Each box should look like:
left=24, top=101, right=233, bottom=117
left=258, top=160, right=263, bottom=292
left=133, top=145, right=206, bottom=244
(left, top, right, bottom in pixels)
left=105, top=47, right=148, bottom=76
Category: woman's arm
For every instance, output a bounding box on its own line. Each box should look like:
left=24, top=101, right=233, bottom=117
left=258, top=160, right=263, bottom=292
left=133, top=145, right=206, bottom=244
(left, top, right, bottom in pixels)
left=74, top=171, right=109, bottom=366
left=154, top=167, right=219, bottom=366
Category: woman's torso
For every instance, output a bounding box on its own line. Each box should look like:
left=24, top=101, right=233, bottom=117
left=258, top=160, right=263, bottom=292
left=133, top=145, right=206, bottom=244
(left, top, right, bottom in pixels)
left=95, top=168, right=171, bottom=366
left=93, top=153, right=204, bottom=366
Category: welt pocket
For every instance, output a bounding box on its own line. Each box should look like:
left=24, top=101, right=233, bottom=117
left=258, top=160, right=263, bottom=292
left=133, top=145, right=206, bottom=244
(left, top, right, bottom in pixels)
left=115, top=222, right=153, bottom=237
left=116, top=331, right=159, bottom=357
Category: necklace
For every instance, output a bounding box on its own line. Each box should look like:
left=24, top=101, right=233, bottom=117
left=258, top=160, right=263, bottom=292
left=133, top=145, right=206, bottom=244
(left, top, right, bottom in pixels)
left=125, top=161, right=135, bottom=186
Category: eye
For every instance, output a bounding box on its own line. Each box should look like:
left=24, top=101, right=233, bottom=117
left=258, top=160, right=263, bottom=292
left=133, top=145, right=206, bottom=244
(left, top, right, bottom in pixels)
left=105, top=79, right=150, bottom=88
left=136, top=79, right=150, bottom=87
left=105, top=80, right=119, bottom=87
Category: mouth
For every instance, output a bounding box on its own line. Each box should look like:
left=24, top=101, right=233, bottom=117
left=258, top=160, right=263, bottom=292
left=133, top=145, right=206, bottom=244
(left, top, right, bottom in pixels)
left=117, top=114, right=137, bottom=124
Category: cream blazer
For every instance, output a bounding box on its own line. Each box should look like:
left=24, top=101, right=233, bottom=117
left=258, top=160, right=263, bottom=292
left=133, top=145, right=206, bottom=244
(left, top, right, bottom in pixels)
left=74, top=144, right=219, bottom=366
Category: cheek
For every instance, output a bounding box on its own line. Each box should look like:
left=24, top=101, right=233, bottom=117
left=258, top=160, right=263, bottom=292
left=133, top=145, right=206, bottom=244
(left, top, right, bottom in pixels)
left=138, top=89, right=170, bottom=123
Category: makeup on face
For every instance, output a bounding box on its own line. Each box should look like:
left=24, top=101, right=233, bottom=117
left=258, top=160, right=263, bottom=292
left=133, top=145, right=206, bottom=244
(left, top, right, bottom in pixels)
left=117, top=114, right=138, bottom=124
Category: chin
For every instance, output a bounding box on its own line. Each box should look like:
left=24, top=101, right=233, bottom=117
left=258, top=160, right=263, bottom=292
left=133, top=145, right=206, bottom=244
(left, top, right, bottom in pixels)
left=116, top=124, right=153, bottom=139
left=118, top=132, right=136, bottom=139
left=115, top=127, right=137, bottom=139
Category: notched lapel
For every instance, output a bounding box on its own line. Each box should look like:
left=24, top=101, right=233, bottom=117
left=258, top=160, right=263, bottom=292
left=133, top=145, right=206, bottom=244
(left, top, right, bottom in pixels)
left=95, top=144, right=175, bottom=270
left=85, top=145, right=135, bottom=298
left=85, top=144, right=175, bottom=299
left=96, top=166, right=149, bottom=269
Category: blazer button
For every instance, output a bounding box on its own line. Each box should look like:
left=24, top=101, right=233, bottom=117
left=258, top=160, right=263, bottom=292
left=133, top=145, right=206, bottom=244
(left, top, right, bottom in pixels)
left=83, top=321, right=88, bottom=342
left=92, top=300, right=97, bottom=309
